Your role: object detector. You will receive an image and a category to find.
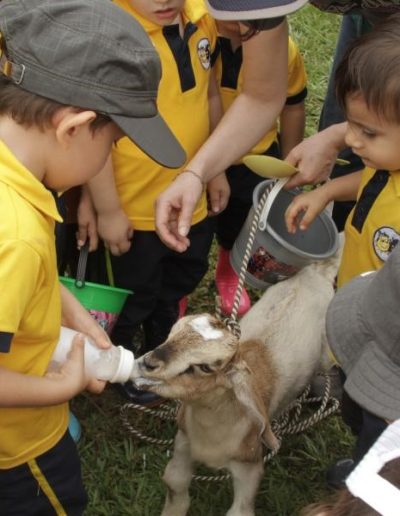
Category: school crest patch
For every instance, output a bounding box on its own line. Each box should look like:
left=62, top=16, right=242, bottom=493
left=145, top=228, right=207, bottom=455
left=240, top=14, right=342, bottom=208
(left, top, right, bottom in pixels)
left=373, top=226, right=400, bottom=261
left=197, top=38, right=211, bottom=70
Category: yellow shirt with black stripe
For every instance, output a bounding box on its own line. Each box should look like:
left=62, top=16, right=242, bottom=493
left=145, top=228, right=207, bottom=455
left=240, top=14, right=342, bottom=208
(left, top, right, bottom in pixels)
left=214, top=36, right=307, bottom=159
left=338, top=167, right=400, bottom=287
left=112, top=0, right=217, bottom=230
left=0, top=141, right=68, bottom=469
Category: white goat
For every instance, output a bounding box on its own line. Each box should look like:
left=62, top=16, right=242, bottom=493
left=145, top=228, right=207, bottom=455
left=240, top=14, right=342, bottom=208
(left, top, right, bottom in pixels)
left=130, top=252, right=341, bottom=516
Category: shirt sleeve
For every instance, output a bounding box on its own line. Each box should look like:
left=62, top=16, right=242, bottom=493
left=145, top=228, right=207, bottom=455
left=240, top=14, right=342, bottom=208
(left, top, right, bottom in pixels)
left=286, top=38, right=308, bottom=104
left=0, top=240, right=42, bottom=335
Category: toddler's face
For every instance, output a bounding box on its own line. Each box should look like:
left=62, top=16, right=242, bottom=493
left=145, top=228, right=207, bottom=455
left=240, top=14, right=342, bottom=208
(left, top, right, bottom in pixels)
left=128, top=0, right=184, bottom=26
left=345, top=93, right=400, bottom=171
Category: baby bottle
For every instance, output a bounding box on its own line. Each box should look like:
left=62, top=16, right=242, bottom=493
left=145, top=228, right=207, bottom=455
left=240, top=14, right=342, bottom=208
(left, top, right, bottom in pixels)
left=49, top=326, right=135, bottom=383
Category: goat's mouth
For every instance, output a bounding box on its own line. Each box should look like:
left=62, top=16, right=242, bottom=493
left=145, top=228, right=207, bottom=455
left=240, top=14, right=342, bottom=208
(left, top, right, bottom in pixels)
left=131, top=377, right=164, bottom=389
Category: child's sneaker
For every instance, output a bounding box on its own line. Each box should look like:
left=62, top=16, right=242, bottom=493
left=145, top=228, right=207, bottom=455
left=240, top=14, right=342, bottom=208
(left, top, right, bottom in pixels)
left=215, top=247, right=251, bottom=316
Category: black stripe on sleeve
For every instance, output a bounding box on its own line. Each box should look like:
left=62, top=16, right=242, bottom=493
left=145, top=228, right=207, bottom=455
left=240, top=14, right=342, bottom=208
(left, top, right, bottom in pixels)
left=0, top=332, right=13, bottom=353
left=285, top=87, right=308, bottom=105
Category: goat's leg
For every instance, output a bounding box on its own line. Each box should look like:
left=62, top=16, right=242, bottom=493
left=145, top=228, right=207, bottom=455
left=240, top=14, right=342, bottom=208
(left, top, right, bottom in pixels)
left=226, top=460, right=264, bottom=516
left=161, top=430, right=193, bottom=516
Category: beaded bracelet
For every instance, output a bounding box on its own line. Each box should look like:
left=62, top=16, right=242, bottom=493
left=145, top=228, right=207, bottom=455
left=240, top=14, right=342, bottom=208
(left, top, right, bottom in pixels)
left=176, top=169, right=205, bottom=188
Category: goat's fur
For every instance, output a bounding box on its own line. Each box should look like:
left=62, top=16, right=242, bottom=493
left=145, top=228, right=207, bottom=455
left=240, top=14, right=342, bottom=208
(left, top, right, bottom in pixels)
left=130, top=249, right=341, bottom=516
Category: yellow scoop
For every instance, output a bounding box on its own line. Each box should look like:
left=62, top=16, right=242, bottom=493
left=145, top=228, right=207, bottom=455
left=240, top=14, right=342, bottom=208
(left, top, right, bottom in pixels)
left=243, top=155, right=350, bottom=179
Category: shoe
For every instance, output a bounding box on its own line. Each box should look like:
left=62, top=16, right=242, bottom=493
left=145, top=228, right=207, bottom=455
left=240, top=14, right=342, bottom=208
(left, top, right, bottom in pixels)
left=215, top=247, right=251, bottom=317
left=68, top=411, right=81, bottom=443
left=178, top=297, right=188, bottom=318
left=113, top=381, right=165, bottom=407
left=310, top=366, right=343, bottom=400
left=326, top=458, right=355, bottom=489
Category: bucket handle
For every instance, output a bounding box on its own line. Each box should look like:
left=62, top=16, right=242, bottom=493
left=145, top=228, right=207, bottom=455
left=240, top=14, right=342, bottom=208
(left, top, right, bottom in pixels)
left=75, top=241, right=89, bottom=288
left=258, top=177, right=289, bottom=231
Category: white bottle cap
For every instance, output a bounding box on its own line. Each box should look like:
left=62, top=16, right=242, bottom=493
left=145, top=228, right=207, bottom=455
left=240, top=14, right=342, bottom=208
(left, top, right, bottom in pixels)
left=109, top=346, right=135, bottom=383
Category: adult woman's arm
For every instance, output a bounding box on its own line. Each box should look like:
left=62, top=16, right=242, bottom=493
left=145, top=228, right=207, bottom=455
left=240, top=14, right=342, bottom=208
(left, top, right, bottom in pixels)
left=155, top=20, right=289, bottom=251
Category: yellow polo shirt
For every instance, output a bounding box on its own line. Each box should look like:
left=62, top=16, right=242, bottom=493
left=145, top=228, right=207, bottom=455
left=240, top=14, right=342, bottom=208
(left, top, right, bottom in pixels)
left=112, top=0, right=217, bottom=230
left=338, top=168, right=400, bottom=287
left=0, top=140, right=67, bottom=469
left=214, top=36, right=307, bottom=159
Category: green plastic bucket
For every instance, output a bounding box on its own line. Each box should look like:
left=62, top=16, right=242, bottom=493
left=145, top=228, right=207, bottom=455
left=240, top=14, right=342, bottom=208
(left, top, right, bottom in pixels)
left=59, top=244, right=132, bottom=334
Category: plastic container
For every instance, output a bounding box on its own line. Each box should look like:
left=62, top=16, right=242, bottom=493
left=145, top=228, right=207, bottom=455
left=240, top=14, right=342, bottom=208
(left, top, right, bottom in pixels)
left=59, top=243, right=132, bottom=335
left=230, top=178, right=339, bottom=289
left=49, top=326, right=135, bottom=383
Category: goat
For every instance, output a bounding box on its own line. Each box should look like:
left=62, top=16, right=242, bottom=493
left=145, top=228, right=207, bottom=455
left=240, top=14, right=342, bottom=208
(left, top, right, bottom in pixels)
left=129, top=251, right=341, bottom=516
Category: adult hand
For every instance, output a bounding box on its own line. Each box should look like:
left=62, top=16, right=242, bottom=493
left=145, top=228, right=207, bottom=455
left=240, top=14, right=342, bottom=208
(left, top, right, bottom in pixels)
left=155, top=173, right=203, bottom=252
left=97, top=208, right=133, bottom=256
left=284, top=123, right=348, bottom=189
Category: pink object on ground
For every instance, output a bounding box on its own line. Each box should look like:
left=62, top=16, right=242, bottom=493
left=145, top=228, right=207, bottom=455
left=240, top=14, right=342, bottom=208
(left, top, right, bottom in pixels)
left=215, top=247, right=251, bottom=317
left=178, top=297, right=188, bottom=319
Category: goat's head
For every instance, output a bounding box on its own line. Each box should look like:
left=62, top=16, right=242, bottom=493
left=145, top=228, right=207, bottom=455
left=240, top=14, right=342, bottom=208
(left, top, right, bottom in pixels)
left=129, top=314, right=239, bottom=400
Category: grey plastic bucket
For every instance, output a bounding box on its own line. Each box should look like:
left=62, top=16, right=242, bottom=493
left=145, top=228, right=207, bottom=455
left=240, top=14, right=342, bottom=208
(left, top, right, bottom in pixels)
left=230, top=179, right=339, bottom=289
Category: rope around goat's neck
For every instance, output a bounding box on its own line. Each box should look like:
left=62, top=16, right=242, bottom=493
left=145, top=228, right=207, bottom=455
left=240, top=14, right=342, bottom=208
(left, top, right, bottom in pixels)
left=215, top=180, right=276, bottom=339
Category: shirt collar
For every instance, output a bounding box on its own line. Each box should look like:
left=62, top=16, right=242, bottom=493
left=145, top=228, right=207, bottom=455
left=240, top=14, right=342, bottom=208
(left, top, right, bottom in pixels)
left=114, top=0, right=208, bottom=33
left=0, top=140, right=62, bottom=222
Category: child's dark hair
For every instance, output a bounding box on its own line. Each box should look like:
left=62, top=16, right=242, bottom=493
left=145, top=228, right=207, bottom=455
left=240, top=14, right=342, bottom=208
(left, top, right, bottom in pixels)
left=0, top=75, right=110, bottom=132
left=300, top=457, right=400, bottom=516
left=335, top=13, right=400, bottom=124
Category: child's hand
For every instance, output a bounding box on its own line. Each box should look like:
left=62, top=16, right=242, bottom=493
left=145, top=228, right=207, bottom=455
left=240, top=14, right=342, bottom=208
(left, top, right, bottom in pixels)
left=97, top=208, right=133, bottom=256
left=285, top=187, right=329, bottom=233
left=45, top=335, right=107, bottom=399
left=77, top=185, right=98, bottom=251
left=207, top=173, right=230, bottom=216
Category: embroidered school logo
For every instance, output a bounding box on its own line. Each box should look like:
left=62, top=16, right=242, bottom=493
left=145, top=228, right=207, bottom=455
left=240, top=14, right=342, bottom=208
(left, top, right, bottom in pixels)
left=197, top=38, right=211, bottom=70
left=373, top=227, right=400, bottom=261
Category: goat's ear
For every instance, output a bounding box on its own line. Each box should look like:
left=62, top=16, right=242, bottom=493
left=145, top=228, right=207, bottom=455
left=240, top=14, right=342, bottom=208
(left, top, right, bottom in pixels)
left=227, top=364, right=279, bottom=451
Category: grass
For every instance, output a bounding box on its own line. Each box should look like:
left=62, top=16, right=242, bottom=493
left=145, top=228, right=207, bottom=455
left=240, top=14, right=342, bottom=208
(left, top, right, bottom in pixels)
left=72, top=7, right=353, bottom=515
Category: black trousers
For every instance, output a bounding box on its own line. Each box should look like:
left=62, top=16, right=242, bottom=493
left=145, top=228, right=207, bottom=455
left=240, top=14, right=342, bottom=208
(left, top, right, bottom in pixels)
left=339, top=369, right=388, bottom=464
left=0, top=432, right=87, bottom=516
left=215, top=141, right=281, bottom=250
left=109, top=218, right=213, bottom=353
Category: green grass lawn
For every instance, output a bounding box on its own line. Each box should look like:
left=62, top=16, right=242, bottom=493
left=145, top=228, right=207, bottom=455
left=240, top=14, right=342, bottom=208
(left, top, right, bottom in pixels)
left=72, top=7, right=354, bottom=515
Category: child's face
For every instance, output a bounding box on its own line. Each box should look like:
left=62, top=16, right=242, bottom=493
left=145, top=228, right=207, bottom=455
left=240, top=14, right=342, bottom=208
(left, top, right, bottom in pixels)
left=128, top=0, right=184, bottom=26
left=345, top=93, right=400, bottom=171
left=45, top=121, right=122, bottom=191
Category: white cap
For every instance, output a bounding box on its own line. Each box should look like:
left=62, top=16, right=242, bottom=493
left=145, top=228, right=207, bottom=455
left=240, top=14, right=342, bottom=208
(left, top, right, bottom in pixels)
left=109, top=346, right=135, bottom=383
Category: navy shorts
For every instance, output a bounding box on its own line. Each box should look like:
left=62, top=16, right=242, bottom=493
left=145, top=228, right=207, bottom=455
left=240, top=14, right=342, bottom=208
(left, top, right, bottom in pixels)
left=0, top=431, right=87, bottom=515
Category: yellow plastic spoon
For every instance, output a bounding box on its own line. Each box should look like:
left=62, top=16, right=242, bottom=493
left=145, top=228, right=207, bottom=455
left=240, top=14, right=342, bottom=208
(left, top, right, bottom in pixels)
left=242, top=154, right=350, bottom=179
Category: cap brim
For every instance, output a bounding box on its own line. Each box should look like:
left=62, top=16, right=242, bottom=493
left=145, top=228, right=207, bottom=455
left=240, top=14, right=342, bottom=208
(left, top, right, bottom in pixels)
left=112, top=113, right=186, bottom=169
left=205, top=0, right=309, bottom=20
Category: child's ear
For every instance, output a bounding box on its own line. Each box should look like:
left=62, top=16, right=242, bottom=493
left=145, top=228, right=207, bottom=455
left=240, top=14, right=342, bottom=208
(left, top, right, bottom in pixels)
left=53, top=108, right=97, bottom=147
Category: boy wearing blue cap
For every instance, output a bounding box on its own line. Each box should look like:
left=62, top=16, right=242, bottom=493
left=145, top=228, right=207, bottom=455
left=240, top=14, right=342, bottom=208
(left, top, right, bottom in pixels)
left=0, top=0, right=184, bottom=513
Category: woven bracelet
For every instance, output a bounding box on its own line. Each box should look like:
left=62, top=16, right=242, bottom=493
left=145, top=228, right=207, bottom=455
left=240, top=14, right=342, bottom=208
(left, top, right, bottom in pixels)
left=176, top=169, right=205, bottom=188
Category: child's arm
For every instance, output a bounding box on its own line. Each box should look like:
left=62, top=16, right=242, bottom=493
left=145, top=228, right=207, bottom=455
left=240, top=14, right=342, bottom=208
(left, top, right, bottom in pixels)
left=285, top=171, right=362, bottom=233
left=76, top=185, right=99, bottom=251
left=279, top=100, right=306, bottom=159
left=60, top=283, right=110, bottom=350
left=86, top=156, right=133, bottom=256
left=0, top=335, right=102, bottom=407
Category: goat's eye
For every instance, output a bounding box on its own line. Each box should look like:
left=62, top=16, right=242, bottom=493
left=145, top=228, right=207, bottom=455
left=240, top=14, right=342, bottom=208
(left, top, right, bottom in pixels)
left=198, top=364, right=213, bottom=374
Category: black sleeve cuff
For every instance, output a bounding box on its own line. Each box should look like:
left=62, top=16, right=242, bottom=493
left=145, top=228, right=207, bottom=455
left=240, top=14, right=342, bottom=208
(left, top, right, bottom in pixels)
left=285, top=87, right=308, bottom=105
left=0, top=332, right=13, bottom=353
